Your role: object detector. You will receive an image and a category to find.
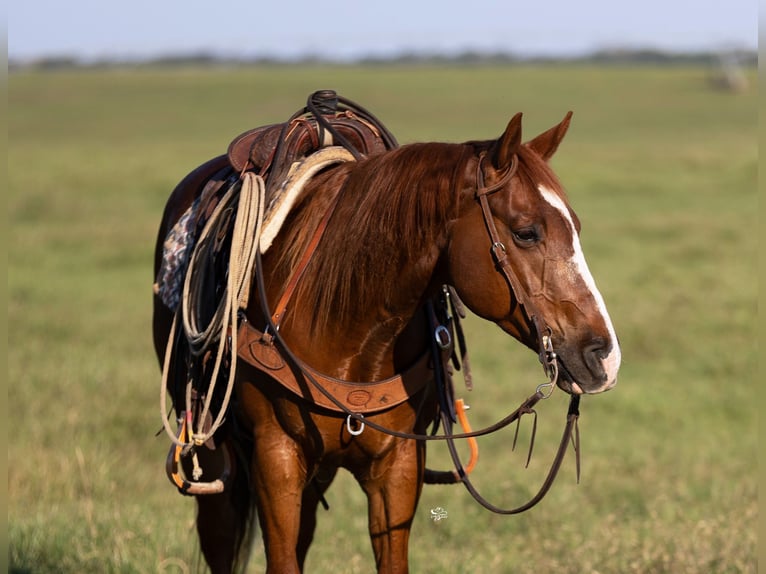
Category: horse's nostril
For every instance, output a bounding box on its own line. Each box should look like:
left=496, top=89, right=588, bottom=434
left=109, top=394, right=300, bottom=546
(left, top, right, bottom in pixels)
left=583, top=337, right=610, bottom=380
left=585, top=337, right=609, bottom=358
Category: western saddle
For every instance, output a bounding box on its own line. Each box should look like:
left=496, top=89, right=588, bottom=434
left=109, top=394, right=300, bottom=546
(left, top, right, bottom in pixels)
left=227, top=90, right=397, bottom=182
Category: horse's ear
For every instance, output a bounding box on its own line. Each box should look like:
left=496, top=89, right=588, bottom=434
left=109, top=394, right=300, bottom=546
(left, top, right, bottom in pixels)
left=491, top=112, right=523, bottom=171
left=526, top=111, right=573, bottom=161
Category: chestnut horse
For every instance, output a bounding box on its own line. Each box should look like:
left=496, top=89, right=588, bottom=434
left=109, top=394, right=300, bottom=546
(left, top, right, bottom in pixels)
left=153, top=106, right=620, bottom=573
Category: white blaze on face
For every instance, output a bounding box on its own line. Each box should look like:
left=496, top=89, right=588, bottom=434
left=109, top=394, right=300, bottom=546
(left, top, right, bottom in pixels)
left=538, top=185, right=621, bottom=389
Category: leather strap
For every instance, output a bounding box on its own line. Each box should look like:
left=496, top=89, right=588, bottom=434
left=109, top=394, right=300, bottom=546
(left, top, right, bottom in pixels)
left=441, top=395, right=580, bottom=513
left=269, top=176, right=346, bottom=328
left=475, top=152, right=550, bottom=366
left=236, top=319, right=433, bottom=414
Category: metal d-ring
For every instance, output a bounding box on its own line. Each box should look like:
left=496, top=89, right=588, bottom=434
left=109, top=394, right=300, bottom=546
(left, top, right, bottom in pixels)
left=434, top=325, right=452, bottom=350
left=536, top=379, right=556, bottom=399
left=346, top=414, right=365, bottom=436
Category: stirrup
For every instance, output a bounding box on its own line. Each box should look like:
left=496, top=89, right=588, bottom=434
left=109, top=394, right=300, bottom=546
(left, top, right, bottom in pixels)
left=165, top=415, right=231, bottom=496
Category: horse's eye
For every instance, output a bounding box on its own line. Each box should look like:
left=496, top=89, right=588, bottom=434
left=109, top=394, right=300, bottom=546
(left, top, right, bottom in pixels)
left=512, top=227, right=540, bottom=245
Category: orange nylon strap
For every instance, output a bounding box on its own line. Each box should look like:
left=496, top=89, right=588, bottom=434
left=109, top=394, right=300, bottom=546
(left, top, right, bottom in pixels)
left=455, top=399, right=479, bottom=476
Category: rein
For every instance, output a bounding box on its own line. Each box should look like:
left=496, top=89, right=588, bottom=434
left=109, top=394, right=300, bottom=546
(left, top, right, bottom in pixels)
left=161, top=96, right=582, bottom=512
left=244, top=148, right=583, bottom=513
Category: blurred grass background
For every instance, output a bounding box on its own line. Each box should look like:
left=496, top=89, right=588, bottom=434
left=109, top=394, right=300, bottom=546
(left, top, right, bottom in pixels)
left=8, top=64, right=757, bottom=573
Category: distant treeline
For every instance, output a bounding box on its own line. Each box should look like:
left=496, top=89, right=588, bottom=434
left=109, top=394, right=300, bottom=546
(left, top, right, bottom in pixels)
left=9, top=47, right=758, bottom=71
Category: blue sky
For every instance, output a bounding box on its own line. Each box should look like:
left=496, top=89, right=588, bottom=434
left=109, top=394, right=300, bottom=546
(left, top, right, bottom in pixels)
left=8, top=0, right=758, bottom=61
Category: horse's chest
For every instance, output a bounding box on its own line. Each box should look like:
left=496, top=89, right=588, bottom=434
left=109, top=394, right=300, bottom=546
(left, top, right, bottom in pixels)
left=239, top=384, right=402, bottom=464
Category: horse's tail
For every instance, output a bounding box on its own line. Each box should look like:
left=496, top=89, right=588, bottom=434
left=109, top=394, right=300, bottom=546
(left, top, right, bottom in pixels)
left=226, top=434, right=257, bottom=574
left=230, top=477, right=257, bottom=573
left=191, top=433, right=257, bottom=574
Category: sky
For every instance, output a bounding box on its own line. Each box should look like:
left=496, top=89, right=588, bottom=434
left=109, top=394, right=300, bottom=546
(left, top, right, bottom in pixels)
left=8, top=0, right=758, bottom=62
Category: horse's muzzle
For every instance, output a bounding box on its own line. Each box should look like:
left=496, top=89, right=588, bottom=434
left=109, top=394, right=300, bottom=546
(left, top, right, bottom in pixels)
left=555, top=340, right=620, bottom=395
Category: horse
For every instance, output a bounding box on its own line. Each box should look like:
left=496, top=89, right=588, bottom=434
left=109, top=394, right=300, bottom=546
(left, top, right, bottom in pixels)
left=152, top=95, right=620, bottom=573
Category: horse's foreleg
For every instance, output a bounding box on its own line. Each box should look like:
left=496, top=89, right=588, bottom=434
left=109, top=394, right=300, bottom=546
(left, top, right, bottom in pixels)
left=297, top=465, right=338, bottom=570
left=250, top=434, right=308, bottom=574
left=359, top=438, right=425, bottom=574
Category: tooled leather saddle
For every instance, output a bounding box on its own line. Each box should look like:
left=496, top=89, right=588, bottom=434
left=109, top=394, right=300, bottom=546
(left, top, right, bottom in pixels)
left=227, top=89, right=397, bottom=182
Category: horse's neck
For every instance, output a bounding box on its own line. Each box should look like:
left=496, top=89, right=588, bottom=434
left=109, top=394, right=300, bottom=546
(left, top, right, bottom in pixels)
left=274, top=248, right=444, bottom=382
left=268, top=145, right=470, bottom=380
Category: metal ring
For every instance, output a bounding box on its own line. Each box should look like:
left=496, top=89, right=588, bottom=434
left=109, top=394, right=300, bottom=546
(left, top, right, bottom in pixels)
left=536, top=381, right=556, bottom=399
left=491, top=241, right=507, bottom=253
left=536, top=356, right=559, bottom=398
left=346, top=414, right=365, bottom=436
left=434, top=325, right=452, bottom=350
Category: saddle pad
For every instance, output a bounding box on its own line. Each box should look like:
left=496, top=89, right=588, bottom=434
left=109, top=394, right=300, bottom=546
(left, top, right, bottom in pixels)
left=259, top=146, right=355, bottom=251
left=155, top=195, right=201, bottom=311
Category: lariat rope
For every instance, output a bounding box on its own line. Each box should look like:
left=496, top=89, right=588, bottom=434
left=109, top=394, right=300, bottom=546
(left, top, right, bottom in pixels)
left=160, top=172, right=265, bottom=450
left=160, top=146, right=355, bottom=460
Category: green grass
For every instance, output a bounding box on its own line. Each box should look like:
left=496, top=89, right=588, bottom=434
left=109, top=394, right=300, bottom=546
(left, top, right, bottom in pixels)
left=8, top=64, right=757, bottom=573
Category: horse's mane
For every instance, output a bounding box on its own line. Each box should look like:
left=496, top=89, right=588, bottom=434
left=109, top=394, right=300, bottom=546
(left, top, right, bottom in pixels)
left=271, top=142, right=467, bottom=333
left=271, top=138, right=568, bottom=334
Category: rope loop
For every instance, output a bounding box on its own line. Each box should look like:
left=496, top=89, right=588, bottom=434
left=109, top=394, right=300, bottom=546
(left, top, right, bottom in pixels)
left=160, top=172, right=266, bottom=455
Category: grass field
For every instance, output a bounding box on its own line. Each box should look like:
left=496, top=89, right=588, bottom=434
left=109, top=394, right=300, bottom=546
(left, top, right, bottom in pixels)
left=8, top=64, right=757, bottom=573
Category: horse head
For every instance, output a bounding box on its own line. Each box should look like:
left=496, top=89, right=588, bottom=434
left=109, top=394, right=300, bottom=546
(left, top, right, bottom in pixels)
left=448, top=113, right=621, bottom=394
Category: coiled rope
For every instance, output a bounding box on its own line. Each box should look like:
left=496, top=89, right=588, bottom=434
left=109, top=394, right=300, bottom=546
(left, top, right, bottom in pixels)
left=160, top=146, right=355, bottom=459
left=160, top=172, right=265, bottom=450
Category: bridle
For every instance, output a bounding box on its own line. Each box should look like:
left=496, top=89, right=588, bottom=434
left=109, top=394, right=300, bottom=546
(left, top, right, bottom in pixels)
left=433, top=151, right=581, bottom=514
left=474, top=151, right=557, bottom=377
